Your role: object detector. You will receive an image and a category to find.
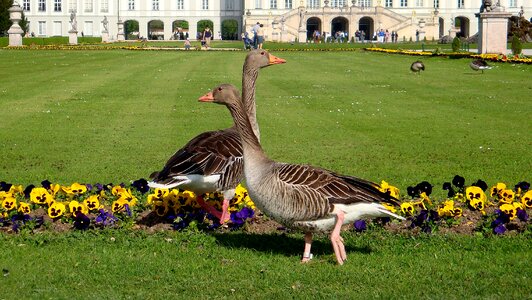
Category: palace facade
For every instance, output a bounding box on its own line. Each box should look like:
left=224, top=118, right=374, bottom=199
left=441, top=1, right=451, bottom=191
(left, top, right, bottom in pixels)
left=20, top=0, right=526, bottom=41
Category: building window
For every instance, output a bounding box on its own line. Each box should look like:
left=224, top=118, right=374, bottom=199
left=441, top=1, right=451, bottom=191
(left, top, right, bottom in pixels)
left=101, top=0, right=108, bottom=12
left=385, top=0, right=392, bottom=6
left=23, top=0, right=30, bottom=11
left=128, top=0, right=135, bottom=10
left=84, top=0, right=93, bottom=12
left=508, top=0, right=516, bottom=7
left=400, top=0, right=407, bottom=7
left=416, top=0, right=423, bottom=6
left=225, top=0, right=233, bottom=9
left=270, top=0, right=277, bottom=8
left=433, top=0, right=439, bottom=8
left=38, top=21, right=46, bottom=35
left=307, top=0, right=319, bottom=8
left=331, top=0, right=347, bottom=7
left=54, top=0, right=61, bottom=11
left=153, top=0, right=159, bottom=10
left=359, top=0, right=372, bottom=6
left=457, top=0, right=464, bottom=8
left=202, top=0, right=209, bottom=9
left=38, top=0, right=46, bottom=11
left=285, top=0, right=292, bottom=8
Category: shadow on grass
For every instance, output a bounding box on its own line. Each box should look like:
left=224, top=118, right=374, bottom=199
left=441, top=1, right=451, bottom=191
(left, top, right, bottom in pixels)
left=211, top=231, right=373, bottom=258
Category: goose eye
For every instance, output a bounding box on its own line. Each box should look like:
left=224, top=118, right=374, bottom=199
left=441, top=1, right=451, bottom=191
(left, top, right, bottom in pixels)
left=260, top=51, right=265, bottom=55
left=218, top=87, right=223, bottom=91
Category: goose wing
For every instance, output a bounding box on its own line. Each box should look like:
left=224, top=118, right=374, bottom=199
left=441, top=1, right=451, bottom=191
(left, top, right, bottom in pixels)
left=151, top=127, right=242, bottom=181
left=275, top=162, right=400, bottom=207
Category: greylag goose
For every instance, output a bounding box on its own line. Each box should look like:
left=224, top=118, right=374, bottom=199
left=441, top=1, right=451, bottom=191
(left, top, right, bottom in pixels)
left=148, top=50, right=286, bottom=224
left=199, top=84, right=405, bottom=265
left=470, top=59, right=492, bottom=74
left=410, top=61, right=425, bottom=74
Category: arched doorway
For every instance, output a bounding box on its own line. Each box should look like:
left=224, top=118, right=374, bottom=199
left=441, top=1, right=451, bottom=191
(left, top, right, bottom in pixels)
left=306, top=17, right=322, bottom=41
left=455, top=16, right=470, bottom=37
left=359, top=17, right=374, bottom=42
left=172, top=20, right=189, bottom=40
left=331, top=16, right=349, bottom=40
left=197, top=20, right=214, bottom=40
left=221, top=19, right=238, bottom=40
left=148, top=20, right=164, bottom=40
left=124, top=20, right=139, bottom=40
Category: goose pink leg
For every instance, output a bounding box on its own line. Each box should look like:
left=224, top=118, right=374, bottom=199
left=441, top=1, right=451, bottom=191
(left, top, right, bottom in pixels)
left=219, top=199, right=230, bottom=224
left=330, top=209, right=347, bottom=265
left=301, top=232, right=313, bottom=263
left=196, top=195, right=224, bottom=221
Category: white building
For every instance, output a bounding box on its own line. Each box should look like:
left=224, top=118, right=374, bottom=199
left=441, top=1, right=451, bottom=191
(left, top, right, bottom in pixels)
left=20, top=0, right=526, bottom=41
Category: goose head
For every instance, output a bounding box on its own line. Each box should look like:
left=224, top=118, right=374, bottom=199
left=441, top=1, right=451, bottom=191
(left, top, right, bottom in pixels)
left=198, top=84, right=240, bottom=107
left=245, top=49, right=286, bottom=71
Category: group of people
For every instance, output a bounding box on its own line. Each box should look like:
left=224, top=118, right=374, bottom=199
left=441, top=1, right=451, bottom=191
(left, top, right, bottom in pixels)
left=372, top=29, right=399, bottom=43
left=241, top=22, right=265, bottom=50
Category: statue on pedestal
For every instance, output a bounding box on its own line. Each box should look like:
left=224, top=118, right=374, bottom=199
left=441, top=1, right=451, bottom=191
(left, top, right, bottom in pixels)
left=102, top=16, right=109, bottom=32
left=481, top=0, right=492, bottom=12
left=70, top=10, right=77, bottom=31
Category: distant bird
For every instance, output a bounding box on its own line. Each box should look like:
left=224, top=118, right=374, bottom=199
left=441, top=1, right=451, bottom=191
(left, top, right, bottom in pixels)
left=199, top=84, right=405, bottom=265
left=148, top=50, right=286, bottom=224
left=410, top=61, right=425, bottom=74
left=470, top=59, right=492, bottom=74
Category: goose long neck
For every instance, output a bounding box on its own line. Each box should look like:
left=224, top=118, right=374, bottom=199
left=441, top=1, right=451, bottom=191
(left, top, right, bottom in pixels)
left=242, top=67, right=260, bottom=142
left=227, top=98, right=267, bottom=161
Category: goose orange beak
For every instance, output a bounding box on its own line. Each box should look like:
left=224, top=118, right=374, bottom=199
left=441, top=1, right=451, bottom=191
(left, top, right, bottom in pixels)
left=198, top=92, right=214, bottom=102
left=268, top=54, right=286, bottom=65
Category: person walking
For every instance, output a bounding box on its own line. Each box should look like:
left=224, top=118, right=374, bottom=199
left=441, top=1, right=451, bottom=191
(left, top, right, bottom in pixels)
left=202, top=26, right=212, bottom=48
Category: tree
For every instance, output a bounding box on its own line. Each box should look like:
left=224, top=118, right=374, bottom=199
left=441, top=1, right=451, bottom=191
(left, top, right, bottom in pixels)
left=197, top=20, right=213, bottom=35
left=0, top=0, right=13, bottom=36
left=508, top=16, right=531, bottom=42
left=221, top=19, right=238, bottom=40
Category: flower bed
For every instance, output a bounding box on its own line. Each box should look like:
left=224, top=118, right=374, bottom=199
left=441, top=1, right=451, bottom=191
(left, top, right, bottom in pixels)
left=364, top=47, right=532, bottom=64
left=1, top=176, right=530, bottom=236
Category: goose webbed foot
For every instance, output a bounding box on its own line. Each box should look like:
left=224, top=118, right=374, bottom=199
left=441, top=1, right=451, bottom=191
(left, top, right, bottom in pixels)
left=301, top=232, right=313, bottom=263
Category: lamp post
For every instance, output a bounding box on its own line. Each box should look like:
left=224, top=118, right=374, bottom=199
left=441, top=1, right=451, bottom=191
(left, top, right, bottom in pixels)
left=8, top=2, right=24, bottom=46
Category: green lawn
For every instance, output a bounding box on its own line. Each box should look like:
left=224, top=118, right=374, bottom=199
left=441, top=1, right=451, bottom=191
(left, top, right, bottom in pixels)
left=0, top=49, right=529, bottom=196
left=1, top=230, right=530, bottom=299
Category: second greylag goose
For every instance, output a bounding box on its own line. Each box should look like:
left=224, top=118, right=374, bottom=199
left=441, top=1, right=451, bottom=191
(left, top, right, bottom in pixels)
left=148, top=50, right=286, bottom=224
left=410, top=61, right=425, bottom=74
left=470, top=59, right=492, bottom=74
left=199, top=84, right=405, bottom=265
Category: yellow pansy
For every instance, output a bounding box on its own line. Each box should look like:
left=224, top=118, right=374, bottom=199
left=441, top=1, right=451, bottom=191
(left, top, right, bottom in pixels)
left=83, top=195, right=101, bottom=211
left=521, top=190, right=532, bottom=208
left=69, top=201, right=89, bottom=216
left=400, top=202, right=415, bottom=216
left=8, top=185, right=24, bottom=196
left=379, top=180, right=400, bottom=199
left=469, top=197, right=485, bottom=212
left=111, top=198, right=129, bottom=213
left=18, top=202, right=31, bottom=214
left=2, top=195, right=17, bottom=211
left=30, top=187, right=53, bottom=205
left=48, top=202, right=66, bottom=219
left=499, top=203, right=517, bottom=220
left=498, top=189, right=515, bottom=204
left=466, top=186, right=487, bottom=206
left=490, top=183, right=506, bottom=197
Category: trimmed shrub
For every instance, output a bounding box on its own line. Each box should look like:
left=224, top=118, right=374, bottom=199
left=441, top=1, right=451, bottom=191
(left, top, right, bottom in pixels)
left=452, top=36, right=461, bottom=52
left=511, top=34, right=522, bottom=55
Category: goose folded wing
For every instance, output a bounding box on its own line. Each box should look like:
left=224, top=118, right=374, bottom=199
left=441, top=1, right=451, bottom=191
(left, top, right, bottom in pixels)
left=153, top=128, right=242, bottom=179
left=276, top=163, right=400, bottom=206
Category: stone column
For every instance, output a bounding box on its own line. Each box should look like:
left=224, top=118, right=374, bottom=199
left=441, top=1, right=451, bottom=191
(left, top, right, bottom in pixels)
left=8, top=3, right=24, bottom=47
left=117, top=20, right=125, bottom=41
left=477, top=7, right=512, bottom=54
